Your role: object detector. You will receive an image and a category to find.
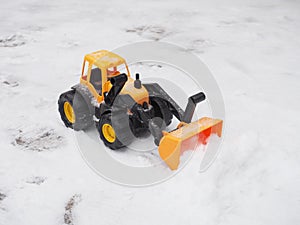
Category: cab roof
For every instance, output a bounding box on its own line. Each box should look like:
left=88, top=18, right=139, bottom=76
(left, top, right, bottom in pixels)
left=84, top=50, right=126, bottom=69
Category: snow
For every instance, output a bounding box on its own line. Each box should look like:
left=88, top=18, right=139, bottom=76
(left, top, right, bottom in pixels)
left=1, top=0, right=300, bottom=224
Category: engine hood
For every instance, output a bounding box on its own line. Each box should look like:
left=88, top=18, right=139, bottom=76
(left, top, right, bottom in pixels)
left=120, top=77, right=149, bottom=105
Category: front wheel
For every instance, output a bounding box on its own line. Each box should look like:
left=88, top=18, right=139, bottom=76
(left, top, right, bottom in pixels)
left=97, top=112, right=134, bottom=150
left=97, top=113, right=124, bottom=150
left=150, top=97, right=173, bottom=126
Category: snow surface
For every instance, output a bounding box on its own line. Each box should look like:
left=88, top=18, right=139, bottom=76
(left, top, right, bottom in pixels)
left=1, top=0, right=300, bottom=224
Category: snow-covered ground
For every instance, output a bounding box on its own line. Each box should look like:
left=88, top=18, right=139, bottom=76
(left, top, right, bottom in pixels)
left=1, top=0, right=300, bottom=224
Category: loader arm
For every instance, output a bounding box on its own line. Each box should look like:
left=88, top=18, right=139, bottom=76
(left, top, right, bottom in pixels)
left=143, top=83, right=184, bottom=121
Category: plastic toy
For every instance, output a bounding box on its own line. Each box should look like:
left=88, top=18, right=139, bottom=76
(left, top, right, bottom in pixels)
left=58, top=50, right=223, bottom=170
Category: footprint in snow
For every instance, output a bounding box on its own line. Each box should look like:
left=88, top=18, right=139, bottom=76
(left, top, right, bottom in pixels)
left=0, top=192, right=6, bottom=202
left=125, top=25, right=172, bottom=41
left=219, top=20, right=238, bottom=25
left=57, top=39, right=79, bottom=48
left=26, top=176, right=46, bottom=185
left=2, top=80, right=19, bottom=87
left=186, top=39, right=214, bottom=53
left=0, top=34, right=26, bottom=47
left=0, top=192, right=6, bottom=210
left=64, top=194, right=82, bottom=225
left=12, top=128, right=64, bottom=152
left=0, top=74, right=19, bottom=87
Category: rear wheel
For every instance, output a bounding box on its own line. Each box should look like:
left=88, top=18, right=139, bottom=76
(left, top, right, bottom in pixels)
left=58, top=90, right=93, bottom=130
left=63, top=101, right=75, bottom=124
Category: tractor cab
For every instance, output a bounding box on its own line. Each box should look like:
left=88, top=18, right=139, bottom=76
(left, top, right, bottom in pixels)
left=80, top=50, right=130, bottom=102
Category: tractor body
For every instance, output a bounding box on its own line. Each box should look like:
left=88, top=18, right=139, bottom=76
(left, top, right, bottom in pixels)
left=58, top=50, right=223, bottom=170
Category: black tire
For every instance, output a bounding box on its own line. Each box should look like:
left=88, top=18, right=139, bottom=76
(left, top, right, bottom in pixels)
left=58, top=90, right=93, bottom=131
left=129, top=116, right=150, bottom=138
left=97, top=112, right=133, bottom=150
left=150, top=97, right=173, bottom=126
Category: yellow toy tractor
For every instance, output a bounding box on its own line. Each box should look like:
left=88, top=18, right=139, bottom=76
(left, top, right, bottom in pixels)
left=58, top=50, right=223, bottom=170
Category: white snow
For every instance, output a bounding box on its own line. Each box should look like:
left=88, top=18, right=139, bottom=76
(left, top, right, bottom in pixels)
left=1, top=0, right=300, bottom=224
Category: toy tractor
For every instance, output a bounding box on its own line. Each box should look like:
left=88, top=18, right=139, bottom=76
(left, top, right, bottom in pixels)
left=58, top=50, right=223, bottom=170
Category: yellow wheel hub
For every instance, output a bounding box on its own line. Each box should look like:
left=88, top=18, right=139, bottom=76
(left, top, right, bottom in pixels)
left=63, top=101, right=75, bottom=124
left=102, top=123, right=116, bottom=143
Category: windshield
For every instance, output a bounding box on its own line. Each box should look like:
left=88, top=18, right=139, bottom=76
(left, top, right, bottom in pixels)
left=106, top=63, right=129, bottom=78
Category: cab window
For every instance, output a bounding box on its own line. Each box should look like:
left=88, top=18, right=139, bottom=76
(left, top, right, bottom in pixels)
left=90, top=65, right=102, bottom=94
left=82, top=61, right=89, bottom=81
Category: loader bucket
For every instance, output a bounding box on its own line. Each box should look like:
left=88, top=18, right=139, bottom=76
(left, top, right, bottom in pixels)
left=158, top=117, right=223, bottom=170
